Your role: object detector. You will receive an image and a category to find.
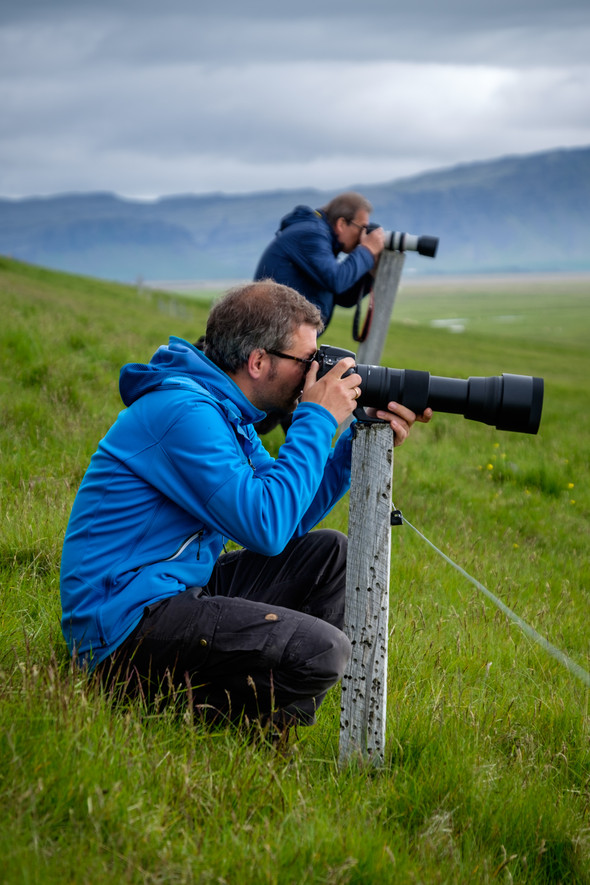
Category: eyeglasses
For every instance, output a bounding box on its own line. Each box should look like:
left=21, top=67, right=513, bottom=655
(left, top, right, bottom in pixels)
left=266, top=349, right=319, bottom=373
left=347, top=220, right=367, bottom=233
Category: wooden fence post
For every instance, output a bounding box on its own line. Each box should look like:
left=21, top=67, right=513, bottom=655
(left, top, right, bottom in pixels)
left=356, top=250, right=405, bottom=366
left=337, top=250, right=406, bottom=764
left=339, top=420, right=394, bottom=766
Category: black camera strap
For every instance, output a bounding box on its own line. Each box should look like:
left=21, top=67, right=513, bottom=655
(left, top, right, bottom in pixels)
left=352, top=287, right=374, bottom=342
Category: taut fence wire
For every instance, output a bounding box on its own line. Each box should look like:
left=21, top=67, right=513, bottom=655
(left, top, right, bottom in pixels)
left=398, top=512, right=590, bottom=689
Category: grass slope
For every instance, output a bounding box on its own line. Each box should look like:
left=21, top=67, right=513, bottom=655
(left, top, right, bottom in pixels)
left=1, top=258, right=588, bottom=883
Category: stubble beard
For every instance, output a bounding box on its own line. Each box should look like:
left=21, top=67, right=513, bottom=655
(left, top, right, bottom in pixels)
left=256, top=364, right=303, bottom=416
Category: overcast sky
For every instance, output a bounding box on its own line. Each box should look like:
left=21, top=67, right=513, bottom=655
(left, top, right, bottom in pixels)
left=1, top=0, right=589, bottom=199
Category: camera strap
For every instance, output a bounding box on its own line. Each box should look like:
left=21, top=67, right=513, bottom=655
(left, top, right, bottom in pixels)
left=352, top=287, right=374, bottom=342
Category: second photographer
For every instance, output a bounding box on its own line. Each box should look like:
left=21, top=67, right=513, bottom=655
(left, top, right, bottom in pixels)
left=254, top=191, right=385, bottom=332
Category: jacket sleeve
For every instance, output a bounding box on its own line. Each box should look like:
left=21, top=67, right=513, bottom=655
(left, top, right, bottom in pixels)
left=248, top=405, right=353, bottom=536
left=290, top=417, right=353, bottom=535
left=125, top=396, right=348, bottom=557
left=281, top=223, right=375, bottom=295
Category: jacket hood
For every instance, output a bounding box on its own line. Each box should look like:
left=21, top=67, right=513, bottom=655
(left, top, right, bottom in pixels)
left=278, top=205, right=343, bottom=252
left=278, top=205, right=325, bottom=232
left=119, top=336, right=264, bottom=424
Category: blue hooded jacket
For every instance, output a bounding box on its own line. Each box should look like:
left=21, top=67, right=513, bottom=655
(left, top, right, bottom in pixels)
left=254, top=206, right=374, bottom=326
left=60, top=337, right=354, bottom=668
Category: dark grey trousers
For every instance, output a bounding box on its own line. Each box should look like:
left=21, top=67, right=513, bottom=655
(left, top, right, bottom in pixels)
left=99, top=529, right=351, bottom=726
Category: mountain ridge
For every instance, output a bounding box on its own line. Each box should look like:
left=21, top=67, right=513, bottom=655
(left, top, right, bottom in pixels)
left=1, top=146, right=588, bottom=282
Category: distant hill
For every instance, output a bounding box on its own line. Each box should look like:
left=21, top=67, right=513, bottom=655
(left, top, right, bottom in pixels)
left=1, top=146, right=589, bottom=282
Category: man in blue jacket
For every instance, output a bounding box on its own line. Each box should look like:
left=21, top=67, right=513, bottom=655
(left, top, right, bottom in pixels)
left=254, top=191, right=385, bottom=330
left=60, top=280, right=428, bottom=734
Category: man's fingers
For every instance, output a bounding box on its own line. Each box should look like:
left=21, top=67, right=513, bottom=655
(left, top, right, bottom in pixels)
left=301, top=360, right=319, bottom=393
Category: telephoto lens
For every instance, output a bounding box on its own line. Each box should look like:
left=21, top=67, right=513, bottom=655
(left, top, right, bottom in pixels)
left=317, top=345, right=544, bottom=435
left=366, top=223, right=439, bottom=258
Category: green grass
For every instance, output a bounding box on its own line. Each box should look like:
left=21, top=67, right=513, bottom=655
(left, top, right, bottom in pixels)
left=1, top=257, right=589, bottom=883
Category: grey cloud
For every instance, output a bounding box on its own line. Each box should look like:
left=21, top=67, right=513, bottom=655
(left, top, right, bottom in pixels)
left=3, top=2, right=590, bottom=67
left=1, top=1, right=589, bottom=198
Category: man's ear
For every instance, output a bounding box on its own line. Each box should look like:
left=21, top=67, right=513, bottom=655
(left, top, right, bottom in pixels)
left=246, top=348, right=266, bottom=379
left=333, top=216, right=346, bottom=237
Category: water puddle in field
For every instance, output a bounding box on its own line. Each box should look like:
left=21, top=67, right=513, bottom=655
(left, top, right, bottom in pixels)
left=429, top=315, right=523, bottom=332
left=430, top=318, right=467, bottom=333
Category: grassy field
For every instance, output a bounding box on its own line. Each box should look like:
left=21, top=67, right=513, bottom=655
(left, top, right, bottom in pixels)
left=0, top=257, right=588, bottom=883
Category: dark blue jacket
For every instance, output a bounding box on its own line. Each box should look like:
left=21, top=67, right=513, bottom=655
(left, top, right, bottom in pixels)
left=254, top=206, right=374, bottom=326
left=60, top=337, right=354, bottom=669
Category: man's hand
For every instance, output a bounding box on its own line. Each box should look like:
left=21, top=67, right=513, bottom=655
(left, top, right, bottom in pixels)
left=360, top=225, right=385, bottom=259
left=300, top=358, right=362, bottom=425
left=364, top=401, right=433, bottom=447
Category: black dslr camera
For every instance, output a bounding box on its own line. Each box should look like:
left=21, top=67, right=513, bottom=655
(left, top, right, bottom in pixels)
left=316, top=344, right=543, bottom=434
left=366, top=223, right=439, bottom=258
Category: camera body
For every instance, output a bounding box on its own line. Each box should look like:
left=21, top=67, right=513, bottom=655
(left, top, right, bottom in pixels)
left=366, top=222, right=439, bottom=258
left=316, top=344, right=543, bottom=435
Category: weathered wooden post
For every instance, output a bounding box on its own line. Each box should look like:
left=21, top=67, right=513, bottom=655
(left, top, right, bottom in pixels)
left=338, top=248, right=436, bottom=764
left=339, top=419, right=394, bottom=766
left=337, top=253, right=404, bottom=765
left=356, top=250, right=405, bottom=366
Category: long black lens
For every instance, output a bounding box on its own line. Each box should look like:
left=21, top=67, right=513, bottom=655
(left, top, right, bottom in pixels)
left=356, top=365, right=543, bottom=434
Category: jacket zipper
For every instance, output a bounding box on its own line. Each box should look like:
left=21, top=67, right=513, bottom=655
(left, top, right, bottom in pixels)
left=130, top=529, right=204, bottom=572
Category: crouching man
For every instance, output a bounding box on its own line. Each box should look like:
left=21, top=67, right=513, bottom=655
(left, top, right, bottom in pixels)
left=60, top=281, right=430, bottom=731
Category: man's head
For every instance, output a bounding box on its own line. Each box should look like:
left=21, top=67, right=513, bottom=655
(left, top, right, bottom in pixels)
left=321, top=192, right=373, bottom=253
left=205, top=280, right=323, bottom=374
left=205, top=280, right=324, bottom=415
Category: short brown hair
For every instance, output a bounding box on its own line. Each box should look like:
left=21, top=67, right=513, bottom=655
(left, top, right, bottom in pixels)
left=205, top=280, right=323, bottom=373
left=320, top=191, right=373, bottom=226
